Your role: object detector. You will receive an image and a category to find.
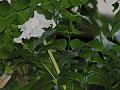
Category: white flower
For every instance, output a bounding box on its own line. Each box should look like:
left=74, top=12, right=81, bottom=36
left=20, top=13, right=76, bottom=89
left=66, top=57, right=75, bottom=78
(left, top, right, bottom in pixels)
left=14, top=11, right=56, bottom=43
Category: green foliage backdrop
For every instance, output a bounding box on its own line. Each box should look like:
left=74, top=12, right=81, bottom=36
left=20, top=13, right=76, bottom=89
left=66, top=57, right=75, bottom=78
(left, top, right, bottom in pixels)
left=0, top=0, right=120, bottom=90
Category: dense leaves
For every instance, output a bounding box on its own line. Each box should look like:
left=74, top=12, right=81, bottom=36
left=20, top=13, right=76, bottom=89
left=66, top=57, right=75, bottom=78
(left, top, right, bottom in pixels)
left=0, top=0, right=120, bottom=90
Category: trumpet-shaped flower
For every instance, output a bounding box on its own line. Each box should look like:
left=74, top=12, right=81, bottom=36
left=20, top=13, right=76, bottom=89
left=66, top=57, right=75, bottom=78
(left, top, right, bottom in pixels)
left=14, top=11, right=56, bottom=43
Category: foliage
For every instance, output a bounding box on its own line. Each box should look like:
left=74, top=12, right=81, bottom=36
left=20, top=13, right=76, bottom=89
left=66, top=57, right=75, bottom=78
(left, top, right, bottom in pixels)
left=0, top=0, right=120, bottom=90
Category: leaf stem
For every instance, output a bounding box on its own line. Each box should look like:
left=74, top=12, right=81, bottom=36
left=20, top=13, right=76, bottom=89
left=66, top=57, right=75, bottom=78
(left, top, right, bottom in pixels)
left=22, top=42, right=57, bottom=82
left=22, top=43, right=36, bottom=58
left=41, top=62, right=56, bottom=80
left=43, top=40, right=60, bottom=74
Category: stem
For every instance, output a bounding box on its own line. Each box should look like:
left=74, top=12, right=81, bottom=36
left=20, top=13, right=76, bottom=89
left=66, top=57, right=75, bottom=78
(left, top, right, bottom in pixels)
left=43, top=40, right=60, bottom=74
left=113, top=82, right=120, bottom=89
left=41, top=62, right=56, bottom=80
left=22, top=43, right=36, bottom=58
left=68, top=36, right=71, bottom=51
left=67, top=21, right=72, bottom=51
left=22, top=43, right=57, bottom=83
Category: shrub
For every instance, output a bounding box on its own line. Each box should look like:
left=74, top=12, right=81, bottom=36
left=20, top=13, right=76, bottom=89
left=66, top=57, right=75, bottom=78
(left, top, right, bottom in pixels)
left=0, top=0, right=120, bottom=90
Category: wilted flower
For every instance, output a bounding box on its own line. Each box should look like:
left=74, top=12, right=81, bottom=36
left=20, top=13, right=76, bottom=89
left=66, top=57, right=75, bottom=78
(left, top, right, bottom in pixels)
left=14, top=11, right=56, bottom=43
left=0, top=74, right=12, bottom=88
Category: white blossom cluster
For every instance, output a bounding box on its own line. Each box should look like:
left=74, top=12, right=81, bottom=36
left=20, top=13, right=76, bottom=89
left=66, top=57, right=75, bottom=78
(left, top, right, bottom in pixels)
left=14, top=11, right=56, bottom=43
left=0, top=0, right=11, bottom=4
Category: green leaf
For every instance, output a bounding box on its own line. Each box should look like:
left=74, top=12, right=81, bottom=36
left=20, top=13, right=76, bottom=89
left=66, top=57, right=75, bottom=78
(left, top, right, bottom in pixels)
left=0, top=2, right=15, bottom=18
left=0, top=33, right=15, bottom=59
left=53, top=39, right=67, bottom=50
left=31, top=72, right=55, bottom=90
left=60, top=10, right=77, bottom=21
left=34, top=29, right=57, bottom=48
left=80, top=47, right=93, bottom=60
left=70, top=39, right=85, bottom=50
left=0, top=33, right=15, bottom=51
left=60, top=0, right=71, bottom=9
left=70, top=0, right=88, bottom=6
left=88, top=39, right=103, bottom=51
left=1, top=79, right=23, bottom=90
left=71, top=29, right=82, bottom=34
left=68, top=72, right=82, bottom=81
left=60, top=10, right=87, bottom=25
left=0, top=47, right=9, bottom=59
left=115, top=10, right=120, bottom=21
left=17, top=9, right=32, bottom=24
left=0, top=19, right=8, bottom=32
left=0, top=2, right=10, bottom=16
left=57, top=25, right=70, bottom=33
left=87, top=73, right=106, bottom=87
left=112, top=21, right=120, bottom=36
left=47, top=39, right=67, bottom=50
left=11, top=0, right=30, bottom=11
left=4, top=64, right=13, bottom=74
left=13, top=49, right=34, bottom=59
